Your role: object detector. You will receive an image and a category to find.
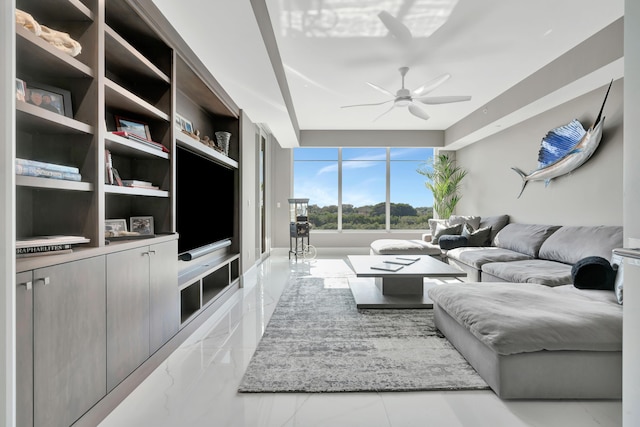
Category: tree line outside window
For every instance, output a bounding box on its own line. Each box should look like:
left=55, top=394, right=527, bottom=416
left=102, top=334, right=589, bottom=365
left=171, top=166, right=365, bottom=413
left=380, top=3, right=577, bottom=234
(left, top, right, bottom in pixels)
left=293, top=147, right=434, bottom=230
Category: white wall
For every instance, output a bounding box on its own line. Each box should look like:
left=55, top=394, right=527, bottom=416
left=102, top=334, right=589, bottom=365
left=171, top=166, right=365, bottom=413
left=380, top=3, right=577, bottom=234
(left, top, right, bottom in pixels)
left=1, top=1, right=15, bottom=426
left=455, top=80, right=623, bottom=226
left=623, top=1, right=640, bottom=425
left=240, top=111, right=258, bottom=273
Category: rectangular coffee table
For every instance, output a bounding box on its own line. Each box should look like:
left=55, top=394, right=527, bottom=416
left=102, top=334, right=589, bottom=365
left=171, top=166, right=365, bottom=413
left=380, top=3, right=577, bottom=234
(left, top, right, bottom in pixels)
left=346, top=255, right=466, bottom=308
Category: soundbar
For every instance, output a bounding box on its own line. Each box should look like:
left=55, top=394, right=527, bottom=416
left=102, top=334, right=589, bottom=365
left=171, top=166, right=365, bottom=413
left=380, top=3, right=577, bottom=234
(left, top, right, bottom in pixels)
left=179, top=238, right=232, bottom=261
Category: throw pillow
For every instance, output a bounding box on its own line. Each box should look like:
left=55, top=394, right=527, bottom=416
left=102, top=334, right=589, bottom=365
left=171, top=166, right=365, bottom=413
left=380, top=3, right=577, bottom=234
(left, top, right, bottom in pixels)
left=571, top=256, right=616, bottom=291
left=438, top=235, right=469, bottom=250
left=448, top=215, right=481, bottom=231
left=428, top=218, right=449, bottom=237
left=462, top=224, right=492, bottom=247
left=432, top=223, right=463, bottom=244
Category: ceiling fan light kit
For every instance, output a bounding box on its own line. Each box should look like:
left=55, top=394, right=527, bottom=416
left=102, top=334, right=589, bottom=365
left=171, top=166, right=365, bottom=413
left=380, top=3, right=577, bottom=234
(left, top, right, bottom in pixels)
left=341, top=66, right=471, bottom=121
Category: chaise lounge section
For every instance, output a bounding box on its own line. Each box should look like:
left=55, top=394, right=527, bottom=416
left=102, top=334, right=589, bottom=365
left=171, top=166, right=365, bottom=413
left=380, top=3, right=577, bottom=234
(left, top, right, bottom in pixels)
left=428, top=282, right=623, bottom=399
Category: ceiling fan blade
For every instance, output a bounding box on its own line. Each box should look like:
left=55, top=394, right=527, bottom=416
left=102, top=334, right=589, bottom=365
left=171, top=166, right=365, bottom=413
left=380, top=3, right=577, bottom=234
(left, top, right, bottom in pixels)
left=366, top=82, right=395, bottom=97
left=373, top=104, right=397, bottom=122
left=341, top=99, right=393, bottom=108
left=378, top=11, right=412, bottom=44
left=416, top=95, right=472, bottom=105
left=413, top=74, right=451, bottom=96
left=408, top=104, right=430, bottom=121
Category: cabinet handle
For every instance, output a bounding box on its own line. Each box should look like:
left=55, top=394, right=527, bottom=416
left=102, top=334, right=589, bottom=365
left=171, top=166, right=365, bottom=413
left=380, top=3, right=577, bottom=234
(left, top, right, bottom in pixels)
left=35, top=277, right=50, bottom=286
left=143, top=250, right=156, bottom=256
left=21, top=281, right=32, bottom=290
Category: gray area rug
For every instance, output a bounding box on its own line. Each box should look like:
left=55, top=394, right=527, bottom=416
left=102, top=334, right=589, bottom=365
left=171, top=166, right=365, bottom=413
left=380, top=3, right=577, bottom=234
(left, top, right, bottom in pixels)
left=238, top=274, right=489, bottom=393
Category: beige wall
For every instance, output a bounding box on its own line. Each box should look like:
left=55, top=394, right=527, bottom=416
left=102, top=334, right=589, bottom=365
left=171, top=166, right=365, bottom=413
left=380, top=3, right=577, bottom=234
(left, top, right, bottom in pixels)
left=455, top=79, right=623, bottom=226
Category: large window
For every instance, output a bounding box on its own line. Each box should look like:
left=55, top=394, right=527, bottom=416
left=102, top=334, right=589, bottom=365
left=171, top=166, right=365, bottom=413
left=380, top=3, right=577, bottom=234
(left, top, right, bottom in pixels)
left=294, top=147, right=434, bottom=230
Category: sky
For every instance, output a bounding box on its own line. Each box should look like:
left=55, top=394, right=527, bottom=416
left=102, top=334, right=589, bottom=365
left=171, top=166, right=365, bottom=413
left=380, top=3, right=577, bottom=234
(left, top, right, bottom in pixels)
left=293, top=147, right=434, bottom=208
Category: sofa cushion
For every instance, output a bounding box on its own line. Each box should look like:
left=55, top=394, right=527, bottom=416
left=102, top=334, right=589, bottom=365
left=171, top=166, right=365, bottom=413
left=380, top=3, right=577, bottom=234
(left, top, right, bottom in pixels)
left=449, top=215, right=481, bottom=230
left=438, top=235, right=469, bottom=250
left=494, top=223, right=560, bottom=257
left=369, top=239, right=442, bottom=256
left=482, top=259, right=573, bottom=286
left=447, top=247, right=533, bottom=270
left=572, top=256, right=616, bottom=290
left=428, top=218, right=449, bottom=236
left=428, top=282, right=622, bottom=355
left=432, top=223, right=463, bottom=244
left=462, top=224, right=492, bottom=246
left=478, top=215, right=510, bottom=245
left=538, top=225, right=623, bottom=264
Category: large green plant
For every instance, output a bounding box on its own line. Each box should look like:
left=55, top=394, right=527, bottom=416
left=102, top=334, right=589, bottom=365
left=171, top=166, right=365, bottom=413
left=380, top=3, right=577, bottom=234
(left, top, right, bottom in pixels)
left=417, top=154, right=467, bottom=219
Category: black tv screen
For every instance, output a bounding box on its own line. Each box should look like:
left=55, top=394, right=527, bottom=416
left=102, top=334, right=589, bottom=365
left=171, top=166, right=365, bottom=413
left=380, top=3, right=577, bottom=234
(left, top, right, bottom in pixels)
left=176, top=146, right=235, bottom=257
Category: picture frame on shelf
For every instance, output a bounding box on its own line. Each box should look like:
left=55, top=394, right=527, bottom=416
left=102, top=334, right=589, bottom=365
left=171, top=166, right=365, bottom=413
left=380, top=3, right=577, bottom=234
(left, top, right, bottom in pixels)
left=175, top=113, right=185, bottom=130
left=182, top=117, right=193, bottom=134
left=130, top=216, right=154, bottom=235
left=115, top=116, right=152, bottom=141
left=16, top=78, right=26, bottom=102
left=105, top=219, right=128, bottom=237
left=25, top=81, right=73, bottom=117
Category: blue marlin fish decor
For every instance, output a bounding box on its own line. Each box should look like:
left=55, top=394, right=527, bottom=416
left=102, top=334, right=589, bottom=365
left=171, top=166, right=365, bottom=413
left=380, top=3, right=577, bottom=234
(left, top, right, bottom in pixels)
left=511, top=80, right=612, bottom=198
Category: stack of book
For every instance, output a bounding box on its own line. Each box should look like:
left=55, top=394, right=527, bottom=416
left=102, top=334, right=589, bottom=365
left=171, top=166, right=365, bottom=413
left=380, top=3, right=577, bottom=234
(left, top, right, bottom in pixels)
left=122, top=180, right=159, bottom=190
left=16, top=235, right=90, bottom=258
left=110, top=131, right=169, bottom=153
left=15, top=158, right=81, bottom=182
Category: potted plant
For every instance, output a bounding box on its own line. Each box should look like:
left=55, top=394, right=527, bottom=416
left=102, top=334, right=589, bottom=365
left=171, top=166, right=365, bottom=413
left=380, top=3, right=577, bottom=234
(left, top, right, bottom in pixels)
left=417, top=153, right=467, bottom=218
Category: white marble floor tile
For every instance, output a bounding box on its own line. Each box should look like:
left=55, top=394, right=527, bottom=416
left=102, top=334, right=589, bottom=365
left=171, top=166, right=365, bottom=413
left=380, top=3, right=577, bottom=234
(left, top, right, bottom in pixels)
left=98, top=254, right=622, bottom=427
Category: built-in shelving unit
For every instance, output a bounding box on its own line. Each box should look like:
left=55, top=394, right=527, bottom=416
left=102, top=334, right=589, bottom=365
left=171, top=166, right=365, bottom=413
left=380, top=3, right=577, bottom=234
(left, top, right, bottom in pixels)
left=12, top=1, right=242, bottom=426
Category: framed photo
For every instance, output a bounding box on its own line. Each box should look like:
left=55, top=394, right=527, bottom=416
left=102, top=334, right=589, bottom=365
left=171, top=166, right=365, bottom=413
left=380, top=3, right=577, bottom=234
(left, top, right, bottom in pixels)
left=175, top=113, right=185, bottom=130
left=115, top=116, right=152, bottom=141
left=16, top=78, right=26, bottom=102
left=182, top=118, right=193, bottom=134
left=26, top=82, right=73, bottom=118
left=130, top=216, right=154, bottom=235
left=105, top=219, right=128, bottom=237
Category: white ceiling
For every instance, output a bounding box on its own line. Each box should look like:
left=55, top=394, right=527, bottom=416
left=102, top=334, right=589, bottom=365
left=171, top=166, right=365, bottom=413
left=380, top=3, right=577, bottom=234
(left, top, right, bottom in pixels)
left=151, top=0, right=624, bottom=148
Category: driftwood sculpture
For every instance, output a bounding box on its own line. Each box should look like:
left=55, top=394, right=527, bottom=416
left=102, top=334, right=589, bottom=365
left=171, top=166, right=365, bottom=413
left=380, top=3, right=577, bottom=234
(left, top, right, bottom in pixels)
left=16, top=9, right=82, bottom=57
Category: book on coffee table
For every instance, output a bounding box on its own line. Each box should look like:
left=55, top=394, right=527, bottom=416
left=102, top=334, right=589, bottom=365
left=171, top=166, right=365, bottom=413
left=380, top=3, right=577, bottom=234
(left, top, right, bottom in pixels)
left=395, top=256, right=420, bottom=262
left=384, top=257, right=419, bottom=265
left=370, top=263, right=404, bottom=272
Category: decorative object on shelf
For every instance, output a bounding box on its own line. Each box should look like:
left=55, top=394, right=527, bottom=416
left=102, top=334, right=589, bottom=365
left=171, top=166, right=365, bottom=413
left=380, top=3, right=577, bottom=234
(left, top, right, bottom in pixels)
left=15, top=9, right=41, bottom=36
left=115, top=116, right=151, bottom=140
left=15, top=9, right=81, bottom=57
left=16, top=78, right=26, bottom=102
left=417, top=153, right=467, bottom=218
left=130, top=216, right=154, bottom=235
left=175, top=113, right=185, bottom=130
left=25, top=81, right=73, bottom=117
left=511, top=80, right=613, bottom=198
left=105, top=219, right=128, bottom=237
left=38, top=25, right=82, bottom=57
left=215, top=131, right=231, bottom=156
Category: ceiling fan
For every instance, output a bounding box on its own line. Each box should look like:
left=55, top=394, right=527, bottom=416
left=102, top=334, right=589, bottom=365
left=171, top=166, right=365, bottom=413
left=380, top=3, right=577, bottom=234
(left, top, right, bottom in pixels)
left=341, top=66, right=472, bottom=121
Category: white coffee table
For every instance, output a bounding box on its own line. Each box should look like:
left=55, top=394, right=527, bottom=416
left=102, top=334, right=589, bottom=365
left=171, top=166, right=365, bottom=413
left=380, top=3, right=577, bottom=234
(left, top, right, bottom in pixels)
left=346, top=255, right=466, bottom=308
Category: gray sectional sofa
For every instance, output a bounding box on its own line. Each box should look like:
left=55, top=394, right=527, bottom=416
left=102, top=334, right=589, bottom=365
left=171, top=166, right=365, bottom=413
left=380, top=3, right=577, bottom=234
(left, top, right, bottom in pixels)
left=370, top=215, right=625, bottom=399
left=447, top=223, right=624, bottom=284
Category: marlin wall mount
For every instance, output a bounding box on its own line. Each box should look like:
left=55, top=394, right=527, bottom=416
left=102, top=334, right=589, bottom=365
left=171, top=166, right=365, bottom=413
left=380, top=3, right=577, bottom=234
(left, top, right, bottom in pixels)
left=511, top=80, right=613, bottom=198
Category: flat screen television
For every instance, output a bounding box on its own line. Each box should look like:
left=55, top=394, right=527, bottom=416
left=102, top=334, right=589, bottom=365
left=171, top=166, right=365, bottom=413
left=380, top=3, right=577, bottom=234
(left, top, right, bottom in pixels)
left=176, top=145, right=235, bottom=260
